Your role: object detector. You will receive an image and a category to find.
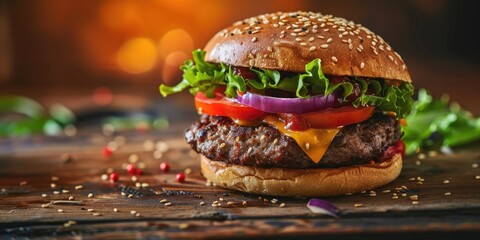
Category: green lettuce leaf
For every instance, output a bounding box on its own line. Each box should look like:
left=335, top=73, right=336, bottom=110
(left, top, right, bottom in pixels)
left=402, top=89, right=480, bottom=155
left=160, top=49, right=414, bottom=118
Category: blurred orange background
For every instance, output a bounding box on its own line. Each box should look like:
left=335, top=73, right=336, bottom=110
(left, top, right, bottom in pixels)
left=0, top=0, right=479, bottom=115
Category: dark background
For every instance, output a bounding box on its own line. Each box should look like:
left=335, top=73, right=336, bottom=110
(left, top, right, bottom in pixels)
left=0, top=0, right=479, bottom=116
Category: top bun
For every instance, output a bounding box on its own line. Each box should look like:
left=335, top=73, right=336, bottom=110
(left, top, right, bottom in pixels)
left=204, top=11, right=411, bottom=83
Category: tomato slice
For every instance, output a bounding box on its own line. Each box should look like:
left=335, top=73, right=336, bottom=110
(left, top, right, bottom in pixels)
left=299, top=106, right=375, bottom=129
left=194, top=92, right=267, bottom=120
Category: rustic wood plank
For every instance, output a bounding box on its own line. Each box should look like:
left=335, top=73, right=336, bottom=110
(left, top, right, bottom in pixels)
left=1, top=130, right=480, bottom=238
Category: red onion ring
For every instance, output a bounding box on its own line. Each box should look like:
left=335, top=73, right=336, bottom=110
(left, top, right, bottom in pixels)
left=307, top=198, right=341, bottom=218
left=236, top=92, right=341, bottom=114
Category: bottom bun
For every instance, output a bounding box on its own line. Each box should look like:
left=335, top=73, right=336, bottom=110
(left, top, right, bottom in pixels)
left=200, top=154, right=402, bottom=197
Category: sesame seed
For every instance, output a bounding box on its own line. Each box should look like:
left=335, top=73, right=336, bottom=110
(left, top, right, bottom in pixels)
left=412, top=201, right=419, bottom=205
left=360, top=62, right=365, bottom=69
left=348, top=44, right=353, bottom=50
left=354, top=203, right=363, bottom=208
left=62, top=190, right=70, bottom=194
left=309, top=46, right=316, bottom=51
left=164, top=202, right=172, bottom=206
left=160, top=199, right=167, bottom=203
left=472, top=163, right=479, bottom=168
left=305, top=143, right=310, bottom=150
left=392, top=196, right=399, bottom=199
left=409, top=195, right=419, bottom=201
left=295, top=38, right=302, bottom=42
left=369, top=193, right=377, bottom=197
left=87, top=209, right=94, bottom=212
left=227, top=201, right=234, bottom=206
left=68, top=196, right=74, bottom=200
left=114, top=208, right=118, bottom=212
left=58, top=209, right=64, bottom=213
left=320, top=44, right=329, bottom=49
left=444, top=192, right=451, bottom=196
left=382, top=190, right=391, bottom=193
left=271, top=198, right=278, bottom=204
left=92, top=213, right=102, bottom=216
left=88, top=193, right=93, bottom=198
left=267, top=47, right=273, bottom=52
left=75, top=185, right=83, bottom=190
left=50, top=183, right=56, bottom=188
left=331, top=56, right=338, bottom=63
left=388, top=55, right=394, bottom=62
left=42, top=194, right=47, bottom=197
left=300, top=42, right=307, bottom=46
left=326, top=38, right=333, bottom=43
left=199, top=202, right=205, bottom=206
left=130, top=210, right=136, bottom=215
left=294, top=28, right=302, bottom=33
left=476, top=175, right=480, bottom=179
left=53, top=191, right=60, bottom=195
left=242, top=201, right=248, bottom=206
left=251, top=37, right=257, bottom=42
left=443, top=180, right=450, bottom=184
left=308, top=37, right=315, bottom=42
left=279, top=203, right=286, bottom=208
left=41, top=203, right=49, bottom=208
left=323, top=28, right=329, bottom=32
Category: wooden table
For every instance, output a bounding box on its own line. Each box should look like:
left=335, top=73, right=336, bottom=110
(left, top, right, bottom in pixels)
left=1, top=124, right=480, bottom=239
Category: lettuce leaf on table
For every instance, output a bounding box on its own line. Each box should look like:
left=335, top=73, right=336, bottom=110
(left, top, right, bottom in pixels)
left=402, top=89, right=480, bottom=155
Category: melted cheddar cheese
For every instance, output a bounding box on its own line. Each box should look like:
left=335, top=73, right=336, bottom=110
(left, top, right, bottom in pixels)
left=234, top=115, right=341, bottom=163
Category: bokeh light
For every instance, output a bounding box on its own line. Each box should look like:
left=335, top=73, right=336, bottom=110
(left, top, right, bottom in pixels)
left=117, top=37, right=158, bottom=74
left=93, top=86, right=113, bottom=105
left=158, top=29, right=194, bottom=59
left=162, top=51, right=189, bottom=85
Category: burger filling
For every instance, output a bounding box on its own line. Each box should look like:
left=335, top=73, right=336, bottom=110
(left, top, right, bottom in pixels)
left=160, top=50, right=414, bottom=166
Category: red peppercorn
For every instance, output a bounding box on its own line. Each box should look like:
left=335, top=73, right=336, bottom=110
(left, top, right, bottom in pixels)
left=160, top=162, right=170, bottom=173
left=102, top=147, right=112, bottom=158
left=109, top=172, right=119, bottom=182
left=176, top=173, right=185, bottom=183
left=126, top=164, right=136, bottom=175
left=135, top=169, right=143, bottom=176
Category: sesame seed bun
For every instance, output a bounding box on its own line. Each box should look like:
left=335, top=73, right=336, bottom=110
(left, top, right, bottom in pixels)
left=204, top=11, right=411, bottom=83
left=200, top=153, right=402, bottom=197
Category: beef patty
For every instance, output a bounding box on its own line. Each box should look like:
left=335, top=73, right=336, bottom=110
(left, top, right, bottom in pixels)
left=185, top=114, right=401, bottom=168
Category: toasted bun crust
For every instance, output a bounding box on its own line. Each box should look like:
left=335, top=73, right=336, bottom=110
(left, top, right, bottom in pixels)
left=204, top=11, right=411, bottom=83
left=200, top=153, right=402, bottom=197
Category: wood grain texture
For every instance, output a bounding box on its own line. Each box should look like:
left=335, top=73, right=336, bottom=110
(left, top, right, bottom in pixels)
left=1, top=130, right=479, bottom=238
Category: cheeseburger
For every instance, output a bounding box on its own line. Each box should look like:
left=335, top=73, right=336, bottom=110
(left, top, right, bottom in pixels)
left=160, top=11, right=414, bottom=197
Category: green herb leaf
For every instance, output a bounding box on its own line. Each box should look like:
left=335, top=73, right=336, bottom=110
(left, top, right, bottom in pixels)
left=402, top=89, right=480, bottom=155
